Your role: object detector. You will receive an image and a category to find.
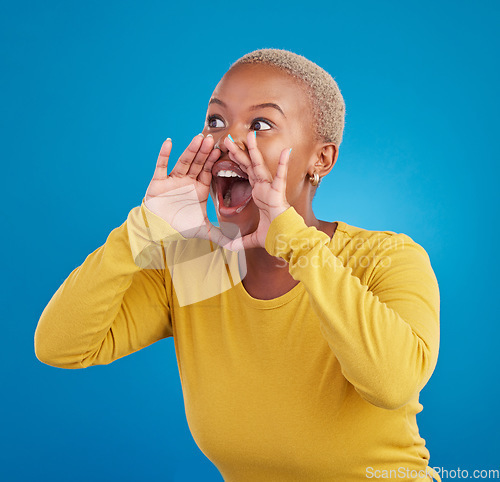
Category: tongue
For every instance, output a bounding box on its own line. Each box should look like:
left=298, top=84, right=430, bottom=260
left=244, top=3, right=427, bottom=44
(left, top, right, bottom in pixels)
left=227, top=179, right=252, bottom=207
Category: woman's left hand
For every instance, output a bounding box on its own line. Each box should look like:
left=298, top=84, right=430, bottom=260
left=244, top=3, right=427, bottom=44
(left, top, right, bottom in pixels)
left=223, top=131, right=291, bottom=250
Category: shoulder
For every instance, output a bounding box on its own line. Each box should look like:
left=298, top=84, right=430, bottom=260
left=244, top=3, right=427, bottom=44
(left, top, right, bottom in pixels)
left=332, top=219, right=417, bottom=254
left=333, top=220, right=428, bottom=255
left=331, top=220, right=437, bottom=289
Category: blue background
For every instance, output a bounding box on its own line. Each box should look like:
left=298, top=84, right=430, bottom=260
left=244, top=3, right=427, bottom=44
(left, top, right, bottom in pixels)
left=1, top=0, right=498, bottom=480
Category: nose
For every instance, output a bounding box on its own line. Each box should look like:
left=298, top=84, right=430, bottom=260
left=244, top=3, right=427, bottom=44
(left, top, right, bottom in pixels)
left=214, top=131, right=248, bottom=154
left=214, top=136, right=228, bottom=153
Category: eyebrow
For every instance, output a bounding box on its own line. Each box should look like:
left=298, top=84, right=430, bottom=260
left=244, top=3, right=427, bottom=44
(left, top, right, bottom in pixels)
left=208, top=97, right=286, bottom=118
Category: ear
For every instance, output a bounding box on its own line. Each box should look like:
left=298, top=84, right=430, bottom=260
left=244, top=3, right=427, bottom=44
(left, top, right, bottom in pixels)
left=308, top=143, right=339, bottom=178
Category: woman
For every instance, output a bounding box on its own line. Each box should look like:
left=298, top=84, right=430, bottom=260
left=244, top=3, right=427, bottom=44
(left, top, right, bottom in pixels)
left=35, top=48, right=441, bottom=481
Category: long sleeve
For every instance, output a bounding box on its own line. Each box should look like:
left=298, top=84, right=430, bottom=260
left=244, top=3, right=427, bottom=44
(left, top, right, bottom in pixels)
left=34, top=201, right=181, bottom=369
left=265, top=207, right=440, bottom=410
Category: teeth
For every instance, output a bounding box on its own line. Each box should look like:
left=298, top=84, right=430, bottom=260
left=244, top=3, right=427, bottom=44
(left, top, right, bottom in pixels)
left=216, top=170, right=244, bottom=178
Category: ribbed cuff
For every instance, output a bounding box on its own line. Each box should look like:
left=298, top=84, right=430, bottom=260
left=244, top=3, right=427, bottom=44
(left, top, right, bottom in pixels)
left=264, top=206, right=331, bottom=261
left=126, top=199, right=186, bottom=269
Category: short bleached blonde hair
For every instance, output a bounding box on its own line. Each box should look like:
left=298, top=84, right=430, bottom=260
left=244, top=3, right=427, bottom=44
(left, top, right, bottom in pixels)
left=229, top=48, right=346, bottom=147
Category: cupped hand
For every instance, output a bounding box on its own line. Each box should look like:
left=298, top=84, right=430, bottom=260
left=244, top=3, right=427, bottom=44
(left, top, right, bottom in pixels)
left=145, top=134, right=238, bottom=248
left=222, top=131, right=292, bottom=251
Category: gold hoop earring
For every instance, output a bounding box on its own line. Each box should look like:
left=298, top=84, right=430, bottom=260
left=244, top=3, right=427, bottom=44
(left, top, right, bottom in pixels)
left=309, top=172, right=320, bottom=186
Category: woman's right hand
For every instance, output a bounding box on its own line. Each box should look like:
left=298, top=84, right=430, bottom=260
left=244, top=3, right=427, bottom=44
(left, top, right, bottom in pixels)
left=144, top=134, right=236, bottom=248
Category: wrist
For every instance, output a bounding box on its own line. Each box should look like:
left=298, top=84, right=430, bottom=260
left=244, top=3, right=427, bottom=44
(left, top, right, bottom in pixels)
left=268, top=203, right=291, bottom=222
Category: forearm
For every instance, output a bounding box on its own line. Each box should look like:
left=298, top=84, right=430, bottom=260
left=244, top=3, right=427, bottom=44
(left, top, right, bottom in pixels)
left=34, top=202, right=177, bottom=369
left=265, top=208, right=440, bottom=410
left=302, top=254, right=437, bottom=410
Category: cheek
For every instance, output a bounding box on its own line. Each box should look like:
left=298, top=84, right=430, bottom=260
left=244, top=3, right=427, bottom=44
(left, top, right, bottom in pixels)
left=285, top=162, right=307, bottom=198
left=287, top=145, right=314, bottom=200
left=260, top=142, right=306, bottom=183
left=259, top=143, right=282, bottom=175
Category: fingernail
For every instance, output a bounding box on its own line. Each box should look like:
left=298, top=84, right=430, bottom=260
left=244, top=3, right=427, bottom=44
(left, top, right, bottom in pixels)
left=289, top=148, right=292, bottom=155
left=227, top=134, right=234, bottom=142
left=198, top=133, right=205, bottom=138
left=254, top=131, right=256, bottom=138
left=207, top=134, right=213, bottom=137
left=166, top=137, right=171, bottom=141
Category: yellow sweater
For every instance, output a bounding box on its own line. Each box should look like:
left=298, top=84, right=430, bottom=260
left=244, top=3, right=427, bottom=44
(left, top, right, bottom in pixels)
left=35, top=201, right=441, bottom=482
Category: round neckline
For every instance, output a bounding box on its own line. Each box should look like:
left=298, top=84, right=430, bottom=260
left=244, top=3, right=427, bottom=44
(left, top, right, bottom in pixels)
left=235, top=276, right=305, bottom=309
left=233, top=219, right=348, bottom=309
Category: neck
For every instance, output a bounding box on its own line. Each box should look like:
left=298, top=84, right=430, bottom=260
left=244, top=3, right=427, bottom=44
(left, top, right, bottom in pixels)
left=237, top=207, right=336, bottom=300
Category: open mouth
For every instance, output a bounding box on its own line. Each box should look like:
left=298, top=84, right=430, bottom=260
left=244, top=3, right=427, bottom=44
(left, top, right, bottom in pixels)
left=212, top=160, right=253, bottom=217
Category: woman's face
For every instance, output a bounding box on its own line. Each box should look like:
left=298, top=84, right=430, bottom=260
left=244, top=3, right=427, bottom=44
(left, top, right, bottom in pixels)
left=202, top=63, right=321, bottom=236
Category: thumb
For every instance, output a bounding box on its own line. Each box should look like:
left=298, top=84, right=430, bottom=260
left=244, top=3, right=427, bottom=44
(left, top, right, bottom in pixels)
left=223, top=233, right=261, bottom=252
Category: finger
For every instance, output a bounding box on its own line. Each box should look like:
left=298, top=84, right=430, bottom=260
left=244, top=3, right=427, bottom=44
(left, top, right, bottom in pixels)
left=187, top=135, right=215, bottom=179
left=152, top=138, right=172, bottom=181
left=223, top=136, right=257, bottom=189
left=198, top=147, right=221, bottom=186
left=223, top=135, right=253, bottom=174
left=170, top=134, right=204, bottom=177
left=246, top=131, right=272, bottom=183
left=228, top=150, right=251, bottom=176
left=226, top=150, right=255, bottom=189
left=271, top=147, right=291, bottom=193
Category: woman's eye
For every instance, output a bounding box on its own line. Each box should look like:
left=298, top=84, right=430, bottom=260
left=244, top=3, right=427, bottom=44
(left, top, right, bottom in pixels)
left=207, top=116, right=224, bottom=128
left=207, top=116, right=272, bottom=131
left=252, top=119, right=272, bottom=131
